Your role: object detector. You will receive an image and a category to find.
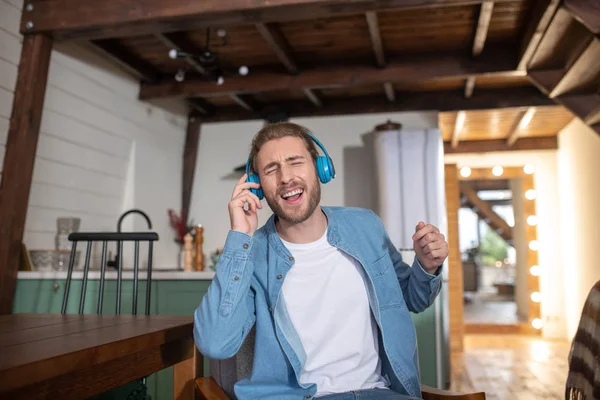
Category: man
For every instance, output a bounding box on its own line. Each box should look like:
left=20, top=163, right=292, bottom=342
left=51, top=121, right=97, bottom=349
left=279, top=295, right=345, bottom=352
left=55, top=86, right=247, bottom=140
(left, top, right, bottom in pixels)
left=194, top=122, right=449, bottom=400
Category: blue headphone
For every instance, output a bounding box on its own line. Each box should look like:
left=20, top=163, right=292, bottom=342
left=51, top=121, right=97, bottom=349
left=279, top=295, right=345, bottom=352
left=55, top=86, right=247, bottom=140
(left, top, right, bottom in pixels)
left=245, top=132, right=336, bottom=200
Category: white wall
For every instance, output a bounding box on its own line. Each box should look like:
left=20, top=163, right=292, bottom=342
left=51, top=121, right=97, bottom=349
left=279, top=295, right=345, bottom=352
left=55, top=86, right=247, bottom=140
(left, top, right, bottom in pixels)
left=557, top=118, right=600, bottom=340
left=191, top=112, right=438, bottom=257
left=444, top=150, right=564, bottom=339
left=510, top=178, right=528, bottom=321
left=0, top=0, right=188, bottom=269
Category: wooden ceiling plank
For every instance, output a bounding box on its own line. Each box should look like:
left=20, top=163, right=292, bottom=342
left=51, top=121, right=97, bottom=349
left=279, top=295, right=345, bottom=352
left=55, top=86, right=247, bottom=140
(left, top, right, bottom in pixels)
left=197, top=87, right=554, bottom=123
left=139, top=47, right=522, bottom=100
left=564, top=0, right=600, bottom=34
left=230, top=93, right=255, bottom=111
left=465, top=76, right=476, bottom=98
left=444, top=136, right=558, bottom=154
left=21, top=0, right=522, bottom=41
left=366, top=11, right=386, bottom=67
left=383, top=82, right=396, bottom=102
left=255, top=23, right=298, bottom=74
left=155, top=33, right=207, bottom=75
left=507, top=107, right=536, bottom=146
left=549, top=38, right=600, bottom=98
left=302, top=88, right=323, bottom=107
left=187, top=98, right=216, bottom=115
left=451, top=110, right=466, bottom=148
left=91, top=39, right=161, bottom=83
left=473, top=1, right=494, bottom=56
left=517, top=0, right=561, bottom=70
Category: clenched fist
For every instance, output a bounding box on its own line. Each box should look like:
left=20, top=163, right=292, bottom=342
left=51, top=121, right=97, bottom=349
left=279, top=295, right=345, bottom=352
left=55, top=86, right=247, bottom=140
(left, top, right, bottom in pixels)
left=412, top=221, right=448, bottom=273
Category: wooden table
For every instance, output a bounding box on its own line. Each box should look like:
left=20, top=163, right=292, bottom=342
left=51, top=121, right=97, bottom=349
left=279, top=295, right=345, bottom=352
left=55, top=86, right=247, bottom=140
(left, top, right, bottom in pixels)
left=0, top=314, right=202, bottom=400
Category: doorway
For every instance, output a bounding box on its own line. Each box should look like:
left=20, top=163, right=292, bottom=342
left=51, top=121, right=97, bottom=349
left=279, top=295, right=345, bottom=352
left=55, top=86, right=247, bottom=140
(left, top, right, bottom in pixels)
left=445, top=165, right=542, bottom=339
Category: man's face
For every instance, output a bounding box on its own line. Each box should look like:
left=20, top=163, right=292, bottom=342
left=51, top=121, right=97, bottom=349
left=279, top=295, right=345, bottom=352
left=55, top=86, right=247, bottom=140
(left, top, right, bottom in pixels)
left=256, top=136, right=321, bottom=224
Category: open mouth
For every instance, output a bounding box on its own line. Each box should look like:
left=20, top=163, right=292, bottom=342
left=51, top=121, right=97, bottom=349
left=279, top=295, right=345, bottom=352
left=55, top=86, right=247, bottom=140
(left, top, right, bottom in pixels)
left=281, top=188, right=304, bottom=204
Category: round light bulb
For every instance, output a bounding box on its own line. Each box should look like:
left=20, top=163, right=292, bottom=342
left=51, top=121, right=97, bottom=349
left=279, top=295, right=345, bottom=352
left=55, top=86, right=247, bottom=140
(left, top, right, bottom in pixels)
left=217, top=76, right=224, bottom=85
left=529, top=240, right=539, bottom=251
left=524, top=164, right=535, bottom=174
left=527, top=215, right=538, bottom=226
left=460, top=167, right=471, bottom=177
left=175, top=69, right=185, bottom=82
left=169, top=49, right=178, bottom=59
left=532, top=318, right=543, bottom=329
left=530, top=292, right=541, bottom=303
left=239, top=65, right=249, bottom=76
left=525, top=189, right=537, bottom=200
left=492, top=165, right=504, bottom=176
left=530, top=265, right=541, bottom=276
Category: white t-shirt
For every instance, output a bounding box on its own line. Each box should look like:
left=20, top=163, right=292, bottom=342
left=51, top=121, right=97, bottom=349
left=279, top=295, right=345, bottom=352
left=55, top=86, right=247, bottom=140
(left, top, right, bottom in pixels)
left=280, top=229, right=390, bottom=397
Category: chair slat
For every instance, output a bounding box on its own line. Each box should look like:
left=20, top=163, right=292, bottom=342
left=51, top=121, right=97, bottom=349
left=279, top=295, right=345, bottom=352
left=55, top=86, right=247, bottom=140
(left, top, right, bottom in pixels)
left=79, top=241, right=93, bottom=314
left=132, top=240, right=140, bottom=315
left=97, top=240, right=108, bottom=314
left=61, top=242, right=78, bottom=314
left=145, top=241, right=154, bottom=316
left=116, top=240, right=123, bottom=315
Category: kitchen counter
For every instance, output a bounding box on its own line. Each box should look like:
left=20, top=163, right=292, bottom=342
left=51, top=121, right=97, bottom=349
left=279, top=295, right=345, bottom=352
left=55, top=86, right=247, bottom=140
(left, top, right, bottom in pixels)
left=17, top=270, right=215, bottom=280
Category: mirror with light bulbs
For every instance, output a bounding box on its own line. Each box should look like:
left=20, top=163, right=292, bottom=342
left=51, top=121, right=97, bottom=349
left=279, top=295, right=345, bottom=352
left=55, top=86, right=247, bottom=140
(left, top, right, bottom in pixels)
left=455, top=165, right=542, bottom=334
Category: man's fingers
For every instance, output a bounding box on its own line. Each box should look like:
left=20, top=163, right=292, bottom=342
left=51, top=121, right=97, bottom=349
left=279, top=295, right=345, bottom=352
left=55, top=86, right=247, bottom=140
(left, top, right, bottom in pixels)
left=412, top=224, right=436, bottom=241
left=422, top=240, right=444, bottom=255
left=232, top=181, right=261, bottom=198
left=234, top=191, right=262, bottom=210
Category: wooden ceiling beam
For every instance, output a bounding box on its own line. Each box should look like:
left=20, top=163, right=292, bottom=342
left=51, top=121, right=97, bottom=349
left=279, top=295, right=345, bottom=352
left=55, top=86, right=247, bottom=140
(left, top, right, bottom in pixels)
left=21, top=0, right=522, bottom=41
left=506, top=107, right=536, bottom=146
left=461, top=184, right=513, bottom=242
left=194, top=87, right=554, bottom=122
left=549, top=37, right=600, bottom=98
left=139, top=46, right=521, bottom=100
left=564, top=0, right=600, bottom=34
left=230, top=94, right=257, bottom=111
left=473, top=1, right=494, bottom=56
left=187, top=98, right=216, bottom=115
left=255, top=23, right=298, bottom=74
left=517, top=0, right=560, bottom=70
left=155, top=33, right=207, bottom=75
left=444, top=136, right=558, bottom=154
left=465, top=76, right=476, bottom=98
left=383, top=82, right=396, bottom=102
left=302, top=88, right=323, bottom=107
left=91, top=39, right=161, bottom=83
left=451, top=110, right=466, bottom=148
left=366, top=11, right=386, bottom=67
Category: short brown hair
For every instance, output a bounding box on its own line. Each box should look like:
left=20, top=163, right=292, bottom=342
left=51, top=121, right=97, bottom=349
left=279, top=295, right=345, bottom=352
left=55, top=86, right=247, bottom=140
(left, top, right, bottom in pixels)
left=249, top=122, right=319, bottom=174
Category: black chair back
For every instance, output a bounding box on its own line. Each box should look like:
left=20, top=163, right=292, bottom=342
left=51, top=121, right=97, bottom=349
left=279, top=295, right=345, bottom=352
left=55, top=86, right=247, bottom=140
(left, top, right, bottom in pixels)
left=61, top=232, right=159, bottom=315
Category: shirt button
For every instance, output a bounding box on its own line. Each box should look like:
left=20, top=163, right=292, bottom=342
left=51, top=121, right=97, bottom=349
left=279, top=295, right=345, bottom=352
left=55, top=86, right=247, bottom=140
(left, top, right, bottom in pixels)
left=234, top=276, right=239, bottom=280
left=277, top=274, right=282, bottom=279
left=243, top=243, right=249, bottom=249
left=289, top=256, right=294, bottom=261
left=269, top=307, right=273, bottom=312
left=305, top=395, right=312, bottom=399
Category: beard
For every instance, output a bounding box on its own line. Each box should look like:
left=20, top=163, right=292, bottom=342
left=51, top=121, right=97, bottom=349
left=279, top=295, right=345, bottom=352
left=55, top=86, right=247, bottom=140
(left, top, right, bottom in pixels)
left=265, top=178, right=321, bottom=224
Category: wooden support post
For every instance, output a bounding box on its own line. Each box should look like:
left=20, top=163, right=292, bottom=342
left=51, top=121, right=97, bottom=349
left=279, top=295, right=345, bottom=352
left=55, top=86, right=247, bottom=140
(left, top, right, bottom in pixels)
left=182, top=117, right=201, bottom=226
left=0, top=34, right=53, bottom=315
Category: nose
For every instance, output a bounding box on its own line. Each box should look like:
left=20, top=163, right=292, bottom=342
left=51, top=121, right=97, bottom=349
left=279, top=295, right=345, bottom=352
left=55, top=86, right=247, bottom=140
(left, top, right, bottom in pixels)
left=278, top=163, right=294, bottom=184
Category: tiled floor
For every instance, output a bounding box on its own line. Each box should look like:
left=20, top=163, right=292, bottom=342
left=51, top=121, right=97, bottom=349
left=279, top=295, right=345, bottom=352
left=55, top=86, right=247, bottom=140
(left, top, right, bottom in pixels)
left=450, top=334, right=572, bottom=400
left=463, top=290, right=525, bottom=325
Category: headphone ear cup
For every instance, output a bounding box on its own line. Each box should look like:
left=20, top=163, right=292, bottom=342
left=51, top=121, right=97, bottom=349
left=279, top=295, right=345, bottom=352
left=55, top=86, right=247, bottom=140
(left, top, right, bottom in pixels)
left=316, top=156, right=333, bottom=184
left=247, top=173, right=264, bottom=200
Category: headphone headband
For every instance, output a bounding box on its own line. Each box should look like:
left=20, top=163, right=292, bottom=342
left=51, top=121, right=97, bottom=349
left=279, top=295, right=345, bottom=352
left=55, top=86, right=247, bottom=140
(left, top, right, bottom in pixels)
left=245, top=132, right=335, bottom=177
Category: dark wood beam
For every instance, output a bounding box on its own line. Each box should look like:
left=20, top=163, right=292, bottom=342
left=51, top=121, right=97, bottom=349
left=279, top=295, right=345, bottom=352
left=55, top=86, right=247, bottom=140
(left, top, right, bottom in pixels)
left=302, top=88, right=323, bottom=107
left=196, top=87, right=555, bottom=123
left=230, top=94, right=256, bottom=111
left=473, top=1, right=494, bottom=56
left=187, top=98, right=216, bottom=116
left=139, top=46, right=522, bottom=100
left=451, top=110, right=466, bottom=148
left=366, top=11, right=386, bottom=67
left=507, top=107, right=536, bottom=146
left=155, top=33, right=207, bottom=75
left=91, top=39, right=161, bottom=83
left=383, top=82, right=396, bottom=102
left=465, top=76, right=476, bottom=98
left=558, top=93, right=600, bottom=123
left=444, top=136, right=558, bottom=154
left=0, top=34, right=53, bottom=314
left=21, top=0, right=522, bottom=41
left=517, top=0, right=561, bottom=70
left=182, top=117, right=201, bottom=226
left=461, top=184, right=512, bottom=242
left=564, top=0, right=600, bottom=34
left=255, top=23, right=298, bottom=74
left=549, top=38, right=600, bottom=98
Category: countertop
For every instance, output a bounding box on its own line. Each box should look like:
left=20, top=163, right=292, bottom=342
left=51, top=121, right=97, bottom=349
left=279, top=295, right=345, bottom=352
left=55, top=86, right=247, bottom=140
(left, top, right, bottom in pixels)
left=17, top=270, right=216, bottom=280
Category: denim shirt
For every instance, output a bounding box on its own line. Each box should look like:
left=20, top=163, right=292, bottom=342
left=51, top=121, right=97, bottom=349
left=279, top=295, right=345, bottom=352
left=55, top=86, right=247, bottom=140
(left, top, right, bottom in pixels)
left=194, top=206, right=443, bottom=400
